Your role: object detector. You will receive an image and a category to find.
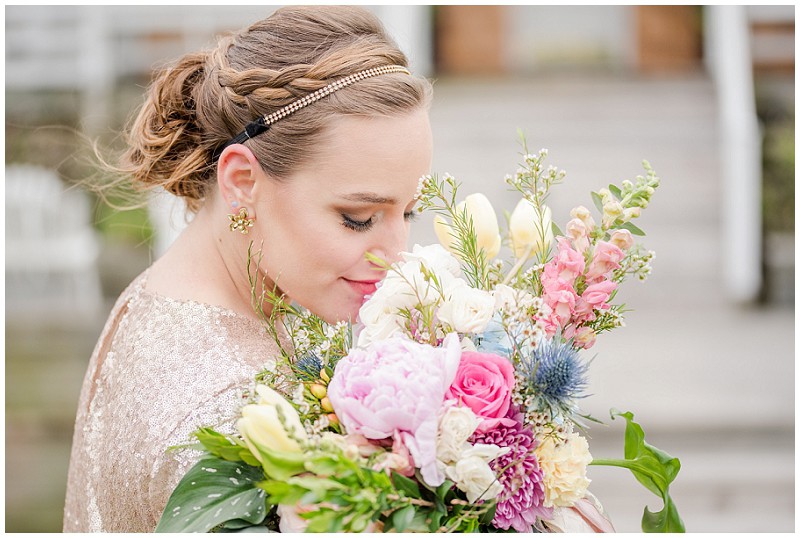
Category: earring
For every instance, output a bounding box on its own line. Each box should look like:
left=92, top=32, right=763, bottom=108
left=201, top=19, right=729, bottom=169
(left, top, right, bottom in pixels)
left=228, top=207, right=255, bottom=234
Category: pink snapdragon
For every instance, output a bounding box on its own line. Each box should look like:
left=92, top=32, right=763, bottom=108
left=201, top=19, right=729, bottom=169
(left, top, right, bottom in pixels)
left=550, top=237, right=585, bottom=284
left=573, top=280, right=617, bottom=320
left=585, top=240, right=624, bottom=282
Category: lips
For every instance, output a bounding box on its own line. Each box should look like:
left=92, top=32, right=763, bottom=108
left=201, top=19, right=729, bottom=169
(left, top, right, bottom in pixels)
left=343, top=278, right=380, bottom=298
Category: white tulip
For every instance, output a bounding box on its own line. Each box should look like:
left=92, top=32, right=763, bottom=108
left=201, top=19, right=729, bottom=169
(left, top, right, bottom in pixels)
left=434, top=193, right=502, bottom=259
left=509, top=199, right=553, bottom=261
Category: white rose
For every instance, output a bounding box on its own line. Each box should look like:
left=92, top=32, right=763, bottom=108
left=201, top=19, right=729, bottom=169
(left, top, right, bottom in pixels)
left=436, top=405, right=479, bottom=464
left=446, top=456, right=503, bottom=503
left=395, top=260, right=446, bottom=307
left=402, top=243, right=462, bottom=278
left=355, top=314, right=405, bottom=347
left=438, top=282, right=495, bottom=334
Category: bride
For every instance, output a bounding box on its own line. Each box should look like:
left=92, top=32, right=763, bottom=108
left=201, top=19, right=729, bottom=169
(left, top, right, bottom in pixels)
left=64, top=5, right=614, bottom=533
left=63, top=6, right=432, bottom=532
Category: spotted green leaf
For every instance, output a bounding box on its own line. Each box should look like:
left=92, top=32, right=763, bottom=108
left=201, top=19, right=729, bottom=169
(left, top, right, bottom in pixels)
left=155, top=455, right=267, bottom=533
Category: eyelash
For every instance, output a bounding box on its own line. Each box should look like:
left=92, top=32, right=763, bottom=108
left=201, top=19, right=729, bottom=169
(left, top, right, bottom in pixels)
left=341, top=210, right=417, bottom=232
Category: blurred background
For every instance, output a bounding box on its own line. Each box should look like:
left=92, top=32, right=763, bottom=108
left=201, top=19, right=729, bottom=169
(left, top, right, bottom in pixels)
left=5, top=5, right=794, bottom=533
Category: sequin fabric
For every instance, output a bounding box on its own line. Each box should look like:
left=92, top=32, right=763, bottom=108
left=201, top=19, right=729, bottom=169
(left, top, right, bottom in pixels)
left=63, top=270, right=281, bottom=532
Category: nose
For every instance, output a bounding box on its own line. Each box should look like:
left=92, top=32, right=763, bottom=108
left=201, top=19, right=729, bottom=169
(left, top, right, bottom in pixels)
left=369, top=214, right=410, bottom=266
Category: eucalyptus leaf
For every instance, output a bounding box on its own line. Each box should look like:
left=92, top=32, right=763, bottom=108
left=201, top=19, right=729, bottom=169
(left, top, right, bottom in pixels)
left=155, top=456, right=267, bottom=533
left=609, top=184, right=623, bottom=199
left=591, top=191, right=604, bottom=213
left=620, top=221, right=646, bottom=236
left=591, top=410, right=685, bottom=533
left=551, top=220, right=564, bottom=238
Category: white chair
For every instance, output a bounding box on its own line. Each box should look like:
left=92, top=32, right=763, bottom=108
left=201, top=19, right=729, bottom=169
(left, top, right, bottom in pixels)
left=5, top=164, right=103, bottom=320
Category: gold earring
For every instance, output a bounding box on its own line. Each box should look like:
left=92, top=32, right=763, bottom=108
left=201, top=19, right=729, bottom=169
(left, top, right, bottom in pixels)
left=228, top=207, right=255, bottom=234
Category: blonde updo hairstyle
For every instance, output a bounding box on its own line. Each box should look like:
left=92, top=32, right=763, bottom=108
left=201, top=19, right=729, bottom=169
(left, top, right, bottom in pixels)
left=122, top=6, right=432, bottom=212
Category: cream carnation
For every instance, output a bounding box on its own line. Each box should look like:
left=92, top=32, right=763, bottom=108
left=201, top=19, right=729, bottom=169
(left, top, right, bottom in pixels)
left=535, top=430, right=592, bottom=508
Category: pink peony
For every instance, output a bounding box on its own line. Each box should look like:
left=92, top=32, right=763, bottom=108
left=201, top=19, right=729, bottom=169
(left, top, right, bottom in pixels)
left=446, top=351, right=516, bottom=432
left=585, top=241, right=624, bottom=281
left=327, top=333, right=462, bottom=486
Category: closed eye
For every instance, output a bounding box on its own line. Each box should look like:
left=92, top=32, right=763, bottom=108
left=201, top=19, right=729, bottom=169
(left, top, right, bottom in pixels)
left=341, top=214, right=374, bottom=232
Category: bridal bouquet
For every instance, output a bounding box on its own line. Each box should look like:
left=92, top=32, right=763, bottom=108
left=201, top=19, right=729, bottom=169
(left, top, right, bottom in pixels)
left=156, top=145, right=684, bottom=533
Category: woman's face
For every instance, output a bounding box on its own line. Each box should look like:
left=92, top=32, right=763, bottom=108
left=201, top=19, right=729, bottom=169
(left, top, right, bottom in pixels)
left=252, top=109, right=433, bottom=323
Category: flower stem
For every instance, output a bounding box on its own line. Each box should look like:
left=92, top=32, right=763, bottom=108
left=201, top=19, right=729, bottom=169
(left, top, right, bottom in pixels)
left=501, top=244, right=534, bottom=286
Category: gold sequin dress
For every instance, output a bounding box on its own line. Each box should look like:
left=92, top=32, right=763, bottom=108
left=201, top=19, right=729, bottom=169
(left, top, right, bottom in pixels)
left=63, top=270, right=281, bottom=532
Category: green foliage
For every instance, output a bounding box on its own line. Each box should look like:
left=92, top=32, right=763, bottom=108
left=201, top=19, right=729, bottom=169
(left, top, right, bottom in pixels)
left=591, top=410, right=685, bottom=533
left=155, top=455, right=268, bottom=533
left=761, top=118, right=795, bottom=232
left=417, top=174, right=493, bottom=290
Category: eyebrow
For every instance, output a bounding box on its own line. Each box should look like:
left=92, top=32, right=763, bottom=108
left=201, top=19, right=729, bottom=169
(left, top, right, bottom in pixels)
left=339, top=192, right=398, bottom=205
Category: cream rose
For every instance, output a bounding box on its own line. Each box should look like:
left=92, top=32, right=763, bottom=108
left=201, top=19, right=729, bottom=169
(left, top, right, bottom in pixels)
left=535, top=430, right=592, bottom=508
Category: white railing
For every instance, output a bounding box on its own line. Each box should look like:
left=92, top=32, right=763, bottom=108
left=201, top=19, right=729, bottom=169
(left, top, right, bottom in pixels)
left=704, top=5, right=763, bottom=303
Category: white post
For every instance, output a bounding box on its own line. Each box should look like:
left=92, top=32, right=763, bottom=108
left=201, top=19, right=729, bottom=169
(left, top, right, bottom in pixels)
left=79, top=6, right=113, bottom=136
left=704, top=6, right=763, bottom=303
left=370, top=6, right=434, bottom=77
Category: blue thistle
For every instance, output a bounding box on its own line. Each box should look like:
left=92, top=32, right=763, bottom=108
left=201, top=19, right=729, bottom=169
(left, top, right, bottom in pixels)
left=294, top=353, right=323, bottom=381
left=518, top=338, right=589, bottom=417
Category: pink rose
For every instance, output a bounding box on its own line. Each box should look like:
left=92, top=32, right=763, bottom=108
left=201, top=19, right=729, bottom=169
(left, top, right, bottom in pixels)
left=585, top=241, right=624, bottom=281
left=327, top=333, right=462, bottom=486
left=446, top=351, right=516, bottom=432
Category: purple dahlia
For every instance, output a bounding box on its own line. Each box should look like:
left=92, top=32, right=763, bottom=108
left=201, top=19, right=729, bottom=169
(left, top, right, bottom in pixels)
left=471, top=411, right=552, bottom=532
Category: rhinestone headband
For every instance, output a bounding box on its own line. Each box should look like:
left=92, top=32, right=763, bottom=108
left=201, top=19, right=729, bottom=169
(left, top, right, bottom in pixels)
left=212, top=64, right=411, bottom=161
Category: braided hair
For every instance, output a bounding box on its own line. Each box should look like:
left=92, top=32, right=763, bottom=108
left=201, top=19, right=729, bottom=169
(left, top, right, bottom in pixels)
left=121, top=6, right=432, bottom=212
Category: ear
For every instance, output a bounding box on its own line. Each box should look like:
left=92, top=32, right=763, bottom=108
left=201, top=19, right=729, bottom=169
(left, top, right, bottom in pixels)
left=216, top=144, right=263, bottom=215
